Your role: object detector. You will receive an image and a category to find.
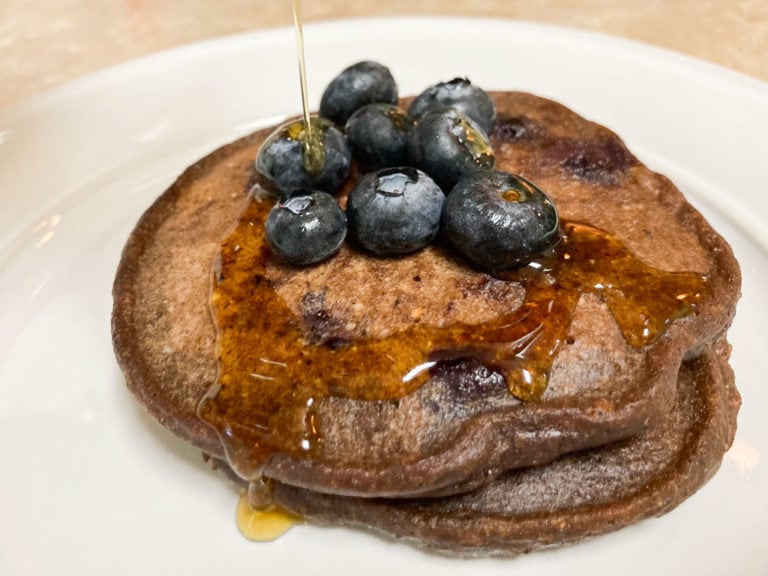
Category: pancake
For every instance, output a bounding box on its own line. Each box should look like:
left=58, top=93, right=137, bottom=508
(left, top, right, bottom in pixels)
left=111, top=91, right=740, bottom=499
left=271, top=339, right=739, bottom=555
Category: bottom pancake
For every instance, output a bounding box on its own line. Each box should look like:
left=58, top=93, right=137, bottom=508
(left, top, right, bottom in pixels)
left=263, top=339, right=739, bottom=556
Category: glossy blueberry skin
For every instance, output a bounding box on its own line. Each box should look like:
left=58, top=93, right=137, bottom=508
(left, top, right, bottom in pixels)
left=409, top=78, right=496, bottom=135
left=442, top=171, right=561, bottom=269
left=319, top=61, right=399, bottom=126
left=346, top=104, right=414, bottom=171
left=256, top=118, right=351, bottom=197
left=265, top=190, right=347, bottom=265
left=347, top=167, right=444, bottom=255
left=407, top=108, right=495, bottom=193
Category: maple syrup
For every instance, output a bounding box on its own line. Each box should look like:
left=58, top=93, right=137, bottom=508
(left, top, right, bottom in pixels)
left=291, top=0, right=324, bottom=173
left=451, top=115, right=494, bottom=168
left=198, top=189, right=708, bottom=480
left=236, top=491, right=300, bottom=541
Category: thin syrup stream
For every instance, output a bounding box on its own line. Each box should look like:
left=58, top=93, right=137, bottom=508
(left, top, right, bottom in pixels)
left=292, top=0, right=311, bottom=136
left=291, top=0, right=323, bottom=173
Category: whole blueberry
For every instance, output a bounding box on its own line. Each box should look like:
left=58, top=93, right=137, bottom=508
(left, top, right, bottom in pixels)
left=409, top=78, right=496, bottom=135
left=319, top=61, right=398, bottom=126
left=346, top=104, right=413, bottom=171
left=407, top=108, right=495, bottom=193
left=442, top=171, right=561, bottom=269
left=265, top=190, right=347, bottom=265
left=347, top=167, right=444, bottom=255
left=256, top=118, right=351, bottom=197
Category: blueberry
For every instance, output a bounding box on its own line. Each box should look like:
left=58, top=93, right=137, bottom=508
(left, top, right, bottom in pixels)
left=407, top=108, right=495, bottom=192
left=346, top=104, right=413, bottom=171
left=256, top=118, right=351, bottom=197
left=320, top=61, right=398, bottom=126
left=347, top=167, right=444, bottom=255
left=265, top=190, right=347, bottom=265
left=442, top=171, right=561, bottom=269
left=409, top=78, right=496, bottom=135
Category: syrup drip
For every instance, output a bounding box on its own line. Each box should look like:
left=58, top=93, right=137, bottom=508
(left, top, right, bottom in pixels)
left=451, top=116, right=494, bottom=168
left=236, top=491, right=300, bottom=541
left=198, top=196, right=708, bottom=480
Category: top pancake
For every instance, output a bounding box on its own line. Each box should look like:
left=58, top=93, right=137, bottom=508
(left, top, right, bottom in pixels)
left=112, top=91, right=740, bottom=498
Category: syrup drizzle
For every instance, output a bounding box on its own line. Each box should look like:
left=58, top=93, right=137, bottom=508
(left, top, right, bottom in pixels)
left=236, top=491, right=300, bottom=541
left=198, top=196, right=708, bottom=480
left=291, top=0, right=324, bottom=173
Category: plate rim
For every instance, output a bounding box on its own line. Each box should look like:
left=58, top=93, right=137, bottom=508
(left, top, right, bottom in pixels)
left=2, top=16, right=767, bottom=122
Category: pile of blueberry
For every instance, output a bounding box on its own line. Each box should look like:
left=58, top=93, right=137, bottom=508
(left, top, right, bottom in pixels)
left=256, top=61, right=560, bottom=269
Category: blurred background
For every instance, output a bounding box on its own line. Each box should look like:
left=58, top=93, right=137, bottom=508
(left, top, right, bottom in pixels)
left=1, top=0, right=767, bottom=110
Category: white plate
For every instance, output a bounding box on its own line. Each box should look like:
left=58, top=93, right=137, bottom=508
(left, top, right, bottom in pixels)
left=1, top=17, right=766, bottom=576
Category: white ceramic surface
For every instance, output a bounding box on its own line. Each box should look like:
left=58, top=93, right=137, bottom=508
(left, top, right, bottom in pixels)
left=1, top=18, right=766, bottom=576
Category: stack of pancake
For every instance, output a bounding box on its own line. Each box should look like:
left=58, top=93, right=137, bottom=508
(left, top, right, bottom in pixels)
left=112, top=92, right=741, bottom=555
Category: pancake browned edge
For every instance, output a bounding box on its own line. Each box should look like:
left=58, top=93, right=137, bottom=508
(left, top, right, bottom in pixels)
left=111, top=92, right=741, bottom=499
left=270, top=339, right=739, bottom=556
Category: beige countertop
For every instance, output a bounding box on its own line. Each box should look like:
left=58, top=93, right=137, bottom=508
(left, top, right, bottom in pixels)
left=1, top=0, right=767, bottom=112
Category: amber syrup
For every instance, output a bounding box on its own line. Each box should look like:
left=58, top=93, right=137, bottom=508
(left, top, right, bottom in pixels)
left=292, top=0, right=324, bottom=173
left=236, top=491, right=300, bottom=541
left=231, top=1, right=320, bottom=532
left=203, top=206, right=709, bottom=479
